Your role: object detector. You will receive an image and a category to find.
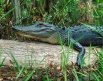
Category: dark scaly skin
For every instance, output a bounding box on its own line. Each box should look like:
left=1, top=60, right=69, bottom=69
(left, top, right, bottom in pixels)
left=12, top=22, right=103, bottom=68
left=66, top=26, right=103, bottom=67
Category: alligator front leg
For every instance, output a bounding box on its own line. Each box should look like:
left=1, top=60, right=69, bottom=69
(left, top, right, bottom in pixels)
left=70, top=38, right=85, bottom=68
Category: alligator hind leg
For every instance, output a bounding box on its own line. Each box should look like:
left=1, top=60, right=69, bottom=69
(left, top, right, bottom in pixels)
left=70, top=38, right=85, bottom=68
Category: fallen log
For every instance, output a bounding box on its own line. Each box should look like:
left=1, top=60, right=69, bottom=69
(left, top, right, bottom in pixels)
left=0, top=39, right=100, bottom=68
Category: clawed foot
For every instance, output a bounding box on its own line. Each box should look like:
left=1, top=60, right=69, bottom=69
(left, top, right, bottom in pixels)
left=75, top=60, right=83, bottom=69
left=75, top=62, right=82, bottom=69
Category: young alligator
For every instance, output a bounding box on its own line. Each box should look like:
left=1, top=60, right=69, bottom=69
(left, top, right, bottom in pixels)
left=12, top=22, right=103, bottom=68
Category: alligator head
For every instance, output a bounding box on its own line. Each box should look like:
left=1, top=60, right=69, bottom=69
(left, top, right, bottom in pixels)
left=12, top=22, right=62, bottom=44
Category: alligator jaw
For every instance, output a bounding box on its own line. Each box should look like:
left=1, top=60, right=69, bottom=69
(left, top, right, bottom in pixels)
left=15, top=31, right=59, bottom=44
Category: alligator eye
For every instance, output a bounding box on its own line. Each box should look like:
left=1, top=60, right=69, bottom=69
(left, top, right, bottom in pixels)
left=37, top=24, right=51, bottom=28
left=37, top=24, right=46, bottom=27
left=62, top=27, right=66, bottom=30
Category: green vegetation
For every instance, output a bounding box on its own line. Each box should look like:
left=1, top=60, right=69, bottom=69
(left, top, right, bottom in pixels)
left=0, top=0, right=103, bottom=26
left=0, top=0, right=103, bottom=81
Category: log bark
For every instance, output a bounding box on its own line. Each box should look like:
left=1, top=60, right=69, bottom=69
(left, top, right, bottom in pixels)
left=0, top=39, right=99, bottom=68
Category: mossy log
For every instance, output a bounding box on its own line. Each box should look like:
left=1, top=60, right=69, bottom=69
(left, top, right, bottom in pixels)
left=0, top=39, right=100, bottom=68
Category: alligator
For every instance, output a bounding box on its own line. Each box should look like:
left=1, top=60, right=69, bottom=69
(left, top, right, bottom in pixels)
left=12, top=22, right=103, bottom=68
